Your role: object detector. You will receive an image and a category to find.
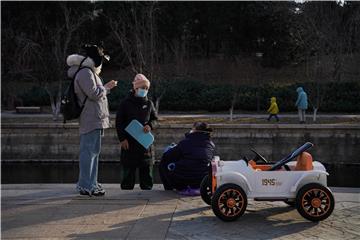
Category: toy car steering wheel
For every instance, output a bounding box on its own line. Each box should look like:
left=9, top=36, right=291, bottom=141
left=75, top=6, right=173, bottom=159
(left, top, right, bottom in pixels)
left=250, top=149, right=269, bottom=163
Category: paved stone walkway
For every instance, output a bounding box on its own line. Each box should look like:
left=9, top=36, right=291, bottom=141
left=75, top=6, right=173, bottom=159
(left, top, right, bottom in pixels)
left=1, top=184, right=359, bottom=239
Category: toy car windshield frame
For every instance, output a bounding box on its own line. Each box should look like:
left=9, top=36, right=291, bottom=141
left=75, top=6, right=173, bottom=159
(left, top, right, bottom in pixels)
left=269, top=142, right=314, bottom=171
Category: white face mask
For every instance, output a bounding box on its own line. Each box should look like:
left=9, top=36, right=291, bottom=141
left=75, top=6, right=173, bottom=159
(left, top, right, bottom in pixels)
left=95, top=64, right=102, bottom=75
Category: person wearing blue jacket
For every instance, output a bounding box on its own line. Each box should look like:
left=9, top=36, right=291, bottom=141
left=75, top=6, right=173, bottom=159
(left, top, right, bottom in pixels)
left=295, top=87, right=308, bottom=124
left=159, top=122, right=216, bottom=195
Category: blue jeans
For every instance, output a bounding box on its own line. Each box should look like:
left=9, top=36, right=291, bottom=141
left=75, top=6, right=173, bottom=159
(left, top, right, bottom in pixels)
left=76, top=129, right=103, bottom=193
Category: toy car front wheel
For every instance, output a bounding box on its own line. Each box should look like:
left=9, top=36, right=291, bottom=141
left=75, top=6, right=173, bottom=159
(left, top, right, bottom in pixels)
left=211, top=184, right=247, bottom=222
left=296, top=183, right=335, bottom=222
left=200, top=175, right=212, bottom=205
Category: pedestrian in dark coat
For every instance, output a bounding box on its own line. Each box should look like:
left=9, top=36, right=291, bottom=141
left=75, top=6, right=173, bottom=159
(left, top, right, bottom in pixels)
left=115, top=74, right=158, bottom=190
left=159, top=122, right=216, bottom=193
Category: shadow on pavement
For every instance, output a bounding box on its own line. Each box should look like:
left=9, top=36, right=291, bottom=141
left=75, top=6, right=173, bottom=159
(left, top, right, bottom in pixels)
left=68, top=203, right=318, bottom=240
left=1, top=189, right=178, bottom=233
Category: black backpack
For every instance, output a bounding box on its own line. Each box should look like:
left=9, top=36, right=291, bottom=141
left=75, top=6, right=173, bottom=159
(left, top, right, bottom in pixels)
left=60, top=58, right=94, bottom=123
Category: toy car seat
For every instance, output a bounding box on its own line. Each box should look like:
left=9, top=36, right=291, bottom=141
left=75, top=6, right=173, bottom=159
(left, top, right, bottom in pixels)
left=294, top=152, right=313, bottom=171
left=248, top=160, right=256, bottom=168
left=248, top=160, right=272, bottom=171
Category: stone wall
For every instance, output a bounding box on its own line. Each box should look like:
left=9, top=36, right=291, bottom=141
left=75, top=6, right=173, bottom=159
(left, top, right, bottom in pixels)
left=2, top=123, right=360, bottom=164
left=2, top=123, right=360, bottom=186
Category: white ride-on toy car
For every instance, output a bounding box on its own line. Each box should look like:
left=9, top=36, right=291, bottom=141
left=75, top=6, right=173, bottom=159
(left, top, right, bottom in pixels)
left=200, top=142, right=335, bottom=222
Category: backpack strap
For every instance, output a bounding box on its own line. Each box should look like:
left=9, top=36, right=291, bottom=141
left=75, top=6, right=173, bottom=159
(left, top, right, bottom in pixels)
left=72, top=57, right=97, bottom=108
left=76, top=66, right=99, bottom=106
left=63, top=58, right=93, bottom=125
left=74, top=57, right=88, bottom=76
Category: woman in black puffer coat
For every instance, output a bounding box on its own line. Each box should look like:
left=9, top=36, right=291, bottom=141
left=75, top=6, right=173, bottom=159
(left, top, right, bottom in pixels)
left=159, top=122, right=216, bottom=191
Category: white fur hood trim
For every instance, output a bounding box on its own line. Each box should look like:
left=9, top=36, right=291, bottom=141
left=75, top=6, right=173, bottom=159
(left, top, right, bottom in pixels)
left=67, top=54, right=101, bottom=78
left=67, top=54, right=95, bottom=68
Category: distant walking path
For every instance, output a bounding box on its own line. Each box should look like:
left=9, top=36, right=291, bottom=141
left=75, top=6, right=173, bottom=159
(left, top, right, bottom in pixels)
left=2, top=111, right=360, bottom=119
left=160, top=113, right=360, bottom=119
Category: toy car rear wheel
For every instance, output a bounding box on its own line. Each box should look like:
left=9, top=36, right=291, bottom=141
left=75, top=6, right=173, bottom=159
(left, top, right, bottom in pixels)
left=211, top=184, right=247, bottom=222
left=200, top=175, right=212, bottom=205
left=296, top=183, right=335, bottom=222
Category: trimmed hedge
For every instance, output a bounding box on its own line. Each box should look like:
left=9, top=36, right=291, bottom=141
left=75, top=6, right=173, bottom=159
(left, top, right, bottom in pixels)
left=18, top=80, right=360, bottom=113
left=19, top=87, right=50, bottom=106
left=159, top=80, right=360, bottom=112
left=107, top=80, right=133, bottom=111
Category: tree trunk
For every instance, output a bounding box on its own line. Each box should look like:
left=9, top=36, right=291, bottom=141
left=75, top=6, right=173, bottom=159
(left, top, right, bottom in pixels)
left=229, top=92, right=238, bottom=122
left=256, top=90, right=260, bottom=112
left=49, top=97, right=56, bottom=120
left=53, top=89, right=62, bottom=121
left=45, top=88, right=60, bottom=121
left=155, top=97, right=161, bottom=113
left=313, top=107, right=318, bottom=122
left=229, top=106, right=234, bottom=122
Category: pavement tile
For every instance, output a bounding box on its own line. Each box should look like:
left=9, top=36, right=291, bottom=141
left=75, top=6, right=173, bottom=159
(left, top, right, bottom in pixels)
left=69, top=224, right=131, bottom=239
left=166, top=196, right=360, bottom=240
left=2, top=204, right=59, bottom=230
left=2, top=224, right=83, bottom=238
left=1, top=184, right=360, bottom=240
left=1, top=238, right=70, bottom=240
left=126, top=203, right=177, bottom=240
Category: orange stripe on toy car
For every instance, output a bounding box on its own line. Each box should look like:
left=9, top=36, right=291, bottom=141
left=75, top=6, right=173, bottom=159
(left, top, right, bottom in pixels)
left=212, top=175, right=217, bottom=193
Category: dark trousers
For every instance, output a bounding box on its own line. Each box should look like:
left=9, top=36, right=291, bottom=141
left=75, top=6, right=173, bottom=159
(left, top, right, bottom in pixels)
left=267, top=114, right=279, bottom=122
left=159, top=161, right=202, bottom=191
left=121, top=165, right=153, bottom=190
left=159, top=162, right=174, bottom=190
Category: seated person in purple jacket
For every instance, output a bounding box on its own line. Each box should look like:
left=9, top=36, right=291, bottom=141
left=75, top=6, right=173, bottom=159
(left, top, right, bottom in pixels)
left=159, top=122, right=216, bottom=194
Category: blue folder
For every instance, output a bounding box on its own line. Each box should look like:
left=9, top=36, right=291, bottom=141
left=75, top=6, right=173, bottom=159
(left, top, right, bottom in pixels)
left=125, top=120, right=154, bottom=149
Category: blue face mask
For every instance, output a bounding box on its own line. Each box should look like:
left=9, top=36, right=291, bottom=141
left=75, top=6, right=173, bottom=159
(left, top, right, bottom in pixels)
left=136, top=88, right=148, bottom=98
